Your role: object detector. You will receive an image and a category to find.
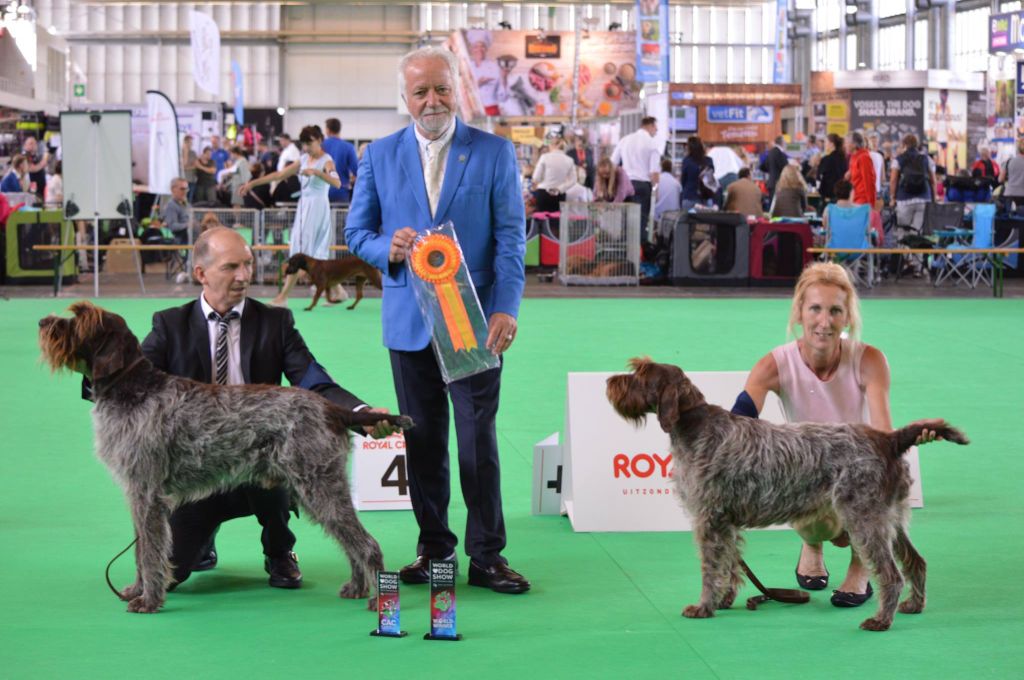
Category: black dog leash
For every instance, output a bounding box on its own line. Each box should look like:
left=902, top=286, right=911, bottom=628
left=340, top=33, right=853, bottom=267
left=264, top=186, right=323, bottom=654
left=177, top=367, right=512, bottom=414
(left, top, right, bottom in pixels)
left=105, top=537, right=138, bottom=599
left=740, top=559, right=810, bottom=610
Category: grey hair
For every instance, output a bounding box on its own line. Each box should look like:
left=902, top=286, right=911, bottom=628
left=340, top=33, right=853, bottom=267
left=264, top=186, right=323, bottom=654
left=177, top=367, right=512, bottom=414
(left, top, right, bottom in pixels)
left=398, top=46, right=460, bottom=100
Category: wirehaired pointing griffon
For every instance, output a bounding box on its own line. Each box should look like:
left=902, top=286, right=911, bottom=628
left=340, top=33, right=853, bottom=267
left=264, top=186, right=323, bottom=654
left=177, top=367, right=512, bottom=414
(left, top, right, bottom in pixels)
left=283, top=253, right=382, bottom=311
left=606, top=358, right=968, bottom=632
left=39, top=301, right=413, bottom=614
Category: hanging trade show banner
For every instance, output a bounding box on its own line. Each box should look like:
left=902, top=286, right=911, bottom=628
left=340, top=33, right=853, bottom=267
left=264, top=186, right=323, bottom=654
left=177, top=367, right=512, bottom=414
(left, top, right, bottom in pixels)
left=992, top=79, right=1015, bottom=142
left=924, top=89, right=967, bottom=175
left=145, top=90, right=180, bottom=196
left=448, top=29, right=639, bottom=120
left=849, top=88, right=924, bottom=146
left=231, top=60, right=244, bottom=126
left=706, top=106, right=774, bottom=124
left=989, top=11, right=1024, bottom=53
left=635, top=0, right=669, bottom=83
left=190, top=10, right=220, bottom=96
left=773, top=0, right=788, bottom=83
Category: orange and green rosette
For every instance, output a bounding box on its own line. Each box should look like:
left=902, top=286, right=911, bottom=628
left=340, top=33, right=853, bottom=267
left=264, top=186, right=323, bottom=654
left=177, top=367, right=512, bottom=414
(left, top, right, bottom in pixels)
left=409, top=233, right=477, bottom=351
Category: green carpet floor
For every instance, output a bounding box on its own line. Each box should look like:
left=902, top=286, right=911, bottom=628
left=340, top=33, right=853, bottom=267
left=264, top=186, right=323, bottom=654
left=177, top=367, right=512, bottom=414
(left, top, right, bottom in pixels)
left=2, top=297, right=1021, bottom=679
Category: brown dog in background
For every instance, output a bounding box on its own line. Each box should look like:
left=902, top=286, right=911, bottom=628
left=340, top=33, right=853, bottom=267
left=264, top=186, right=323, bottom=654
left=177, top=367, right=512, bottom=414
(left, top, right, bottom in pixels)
left=284, top=253, right=382, bottom=311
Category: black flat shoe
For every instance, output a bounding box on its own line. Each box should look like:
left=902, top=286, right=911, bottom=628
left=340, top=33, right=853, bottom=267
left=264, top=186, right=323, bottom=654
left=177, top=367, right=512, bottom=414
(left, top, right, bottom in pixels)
left=467, top=561, right=530, bottom=594
left=831, top=583, right=873, bottom=608
left=399, top=553, right=457, bottom=585
left=265, top=551, right=302, bottom=589
left=795, top=569, right=829, bottom=590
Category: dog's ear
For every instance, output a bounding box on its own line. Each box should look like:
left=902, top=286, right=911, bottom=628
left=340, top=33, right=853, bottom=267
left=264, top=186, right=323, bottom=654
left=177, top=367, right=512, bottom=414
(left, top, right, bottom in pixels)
left=657, top=381, right=680, bottom=433
left=74, top=306, right=141, bottom=381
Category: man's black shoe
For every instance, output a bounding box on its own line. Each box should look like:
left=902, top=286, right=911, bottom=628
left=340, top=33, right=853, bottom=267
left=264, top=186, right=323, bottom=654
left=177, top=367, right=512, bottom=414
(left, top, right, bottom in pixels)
left=193, top=547, right=218, bottom=572
left=264, top=551, right=302, bottom=589
left=467, top=561, right=530, bottom=594
left=399, top=553, right=457, bottom=584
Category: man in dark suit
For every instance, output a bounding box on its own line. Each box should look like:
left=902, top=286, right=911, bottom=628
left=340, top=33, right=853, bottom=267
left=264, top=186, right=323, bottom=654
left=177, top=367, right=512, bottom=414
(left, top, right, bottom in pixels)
left=137, top=227, right=392, bottom=590
left=566, top=132, right=595, bottom=189
left=761, top=135, right=790, bottom=199
left=345, top=47, right=529, bottom=594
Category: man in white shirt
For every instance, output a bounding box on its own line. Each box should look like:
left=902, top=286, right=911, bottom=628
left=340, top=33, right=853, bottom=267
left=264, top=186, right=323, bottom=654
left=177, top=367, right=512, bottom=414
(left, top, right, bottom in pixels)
left=706, top=144, right=744, bottom=190
left=611, top=116, right=661, bottom=244
left=272, top=132, right=301, bottom=200
left=868, top=133, right=885, bottom=203
left=531, top=138, right=577, bottom=212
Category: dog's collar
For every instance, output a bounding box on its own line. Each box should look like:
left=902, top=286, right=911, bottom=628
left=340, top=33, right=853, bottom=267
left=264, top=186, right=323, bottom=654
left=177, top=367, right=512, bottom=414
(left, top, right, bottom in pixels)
left=93, top=356, right=147, bottom=397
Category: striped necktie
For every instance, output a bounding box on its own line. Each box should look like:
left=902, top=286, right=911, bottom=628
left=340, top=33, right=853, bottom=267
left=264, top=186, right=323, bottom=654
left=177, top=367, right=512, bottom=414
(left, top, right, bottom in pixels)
left=208, top=310, right=239, bottom=385
left=425, top=140, right=445, bottom=218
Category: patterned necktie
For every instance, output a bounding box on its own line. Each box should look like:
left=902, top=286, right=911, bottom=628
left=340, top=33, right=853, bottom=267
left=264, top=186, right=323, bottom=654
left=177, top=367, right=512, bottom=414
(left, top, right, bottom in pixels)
left=425, top=140, right=445, bottom=218
left=208, top=310, right=239, bottom=384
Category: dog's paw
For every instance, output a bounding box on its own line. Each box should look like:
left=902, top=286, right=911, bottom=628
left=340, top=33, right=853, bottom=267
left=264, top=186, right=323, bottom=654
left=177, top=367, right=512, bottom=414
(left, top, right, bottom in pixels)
left=339, top=580, right=369, bottom=599
left=118, top=583, right=142, bottom=602
left=366, top=595, right=377, bottom=611
left=126, top=595, right=164, bottom=614
left=716, top=593, right=737, bottom=610
left=682, top=604, right=714, bottom=619
left=898, top=599, right=925, bottom=614
left=859, top=617, right=892, bottom=631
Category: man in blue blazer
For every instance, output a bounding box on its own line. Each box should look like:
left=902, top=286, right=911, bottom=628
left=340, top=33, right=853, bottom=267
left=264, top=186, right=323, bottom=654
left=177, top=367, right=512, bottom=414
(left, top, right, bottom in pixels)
left=345, top=47, right=529, bottom=594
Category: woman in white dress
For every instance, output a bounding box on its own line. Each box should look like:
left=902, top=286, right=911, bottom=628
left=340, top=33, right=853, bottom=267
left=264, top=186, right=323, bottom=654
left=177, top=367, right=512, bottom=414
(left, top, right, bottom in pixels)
left=240, top=125, right=342, bottom=306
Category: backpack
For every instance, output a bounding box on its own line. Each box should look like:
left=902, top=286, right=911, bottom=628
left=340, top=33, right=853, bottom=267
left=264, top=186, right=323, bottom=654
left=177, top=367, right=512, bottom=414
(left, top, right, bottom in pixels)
left=698, top=159, right=719, bottom=201
left=899, top=153, right=928, bottom=196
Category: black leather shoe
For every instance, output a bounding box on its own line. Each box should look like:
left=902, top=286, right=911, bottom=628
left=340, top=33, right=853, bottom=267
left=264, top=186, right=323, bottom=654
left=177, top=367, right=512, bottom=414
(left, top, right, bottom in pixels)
left=468, top=561, right=530, bottom=594
left=265, top=551, right=302, bottom=589
left=399, top=553, right=457, bottom=585
left=193, top=547, right=218, bottom=572
left=831, top=583, right=873, bottom=608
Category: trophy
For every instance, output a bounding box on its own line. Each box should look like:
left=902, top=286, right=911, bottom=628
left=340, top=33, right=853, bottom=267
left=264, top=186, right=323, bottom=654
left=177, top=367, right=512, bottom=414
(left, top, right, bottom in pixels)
left=369, top=571, right=407, bottom=638
left=424, top=559, right=462, bottom=641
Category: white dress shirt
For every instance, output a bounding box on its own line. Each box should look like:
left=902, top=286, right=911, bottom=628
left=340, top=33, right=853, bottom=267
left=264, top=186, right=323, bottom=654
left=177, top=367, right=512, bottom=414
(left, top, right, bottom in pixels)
left=200, top=295, right=246, bottom=386
left=278, top=143, right=300, bottom=172
left=532, top=150, right=577, bottom=194
left=414, top=119, right=456, bottom=218
left=610, top=129, right=660, bottom=183
left=706, top=146, right=743, bottom=179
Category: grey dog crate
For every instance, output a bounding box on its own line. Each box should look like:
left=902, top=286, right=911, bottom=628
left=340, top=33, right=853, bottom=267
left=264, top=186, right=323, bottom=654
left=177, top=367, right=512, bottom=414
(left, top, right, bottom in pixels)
left=670, top=212, right=750, bottom=286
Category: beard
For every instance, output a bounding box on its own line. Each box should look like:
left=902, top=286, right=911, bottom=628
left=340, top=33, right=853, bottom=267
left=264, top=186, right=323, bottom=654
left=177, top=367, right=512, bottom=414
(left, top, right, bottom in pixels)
left=415, top=106, right=453, bottom=137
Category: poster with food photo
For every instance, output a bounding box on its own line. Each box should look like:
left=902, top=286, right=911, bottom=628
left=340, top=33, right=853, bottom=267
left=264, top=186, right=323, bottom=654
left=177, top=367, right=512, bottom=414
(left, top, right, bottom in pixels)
left=449, top=29, right=640, bottom=120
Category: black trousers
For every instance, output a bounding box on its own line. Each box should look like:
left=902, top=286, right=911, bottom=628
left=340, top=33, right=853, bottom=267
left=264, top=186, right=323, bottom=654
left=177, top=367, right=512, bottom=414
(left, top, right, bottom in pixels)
left=169, top=485, right=295, bottom=584
left=630, top=180, right=653, bottom=243
left=389, top=347, right=507, bottom=567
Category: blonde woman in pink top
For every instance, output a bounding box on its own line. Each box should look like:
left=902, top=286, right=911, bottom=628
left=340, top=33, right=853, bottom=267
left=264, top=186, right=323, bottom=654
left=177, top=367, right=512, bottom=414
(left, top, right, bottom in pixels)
left=735, top=263, right=938, bottom=608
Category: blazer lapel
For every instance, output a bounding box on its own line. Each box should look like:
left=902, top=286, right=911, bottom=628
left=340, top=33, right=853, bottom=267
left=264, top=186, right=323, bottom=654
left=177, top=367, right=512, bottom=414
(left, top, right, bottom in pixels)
left=398, top=126, right=432, bottom=226
left=240, top=300, right=257, bottom=384
left=433, top=120, right=471, bottom=224
left=190, top=301, right=212, bottom=383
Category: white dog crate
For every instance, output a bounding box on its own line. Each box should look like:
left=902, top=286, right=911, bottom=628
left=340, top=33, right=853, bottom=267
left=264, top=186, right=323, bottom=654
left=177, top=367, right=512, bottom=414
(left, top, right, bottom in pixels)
left=557, top=201, right=641, bottom=286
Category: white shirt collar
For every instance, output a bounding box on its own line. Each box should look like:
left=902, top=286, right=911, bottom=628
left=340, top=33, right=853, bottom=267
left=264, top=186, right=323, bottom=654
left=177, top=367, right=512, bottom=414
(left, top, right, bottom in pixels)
left=414, top=118, right=456, bottom=154
left=200, top=295, right=246, bottom=321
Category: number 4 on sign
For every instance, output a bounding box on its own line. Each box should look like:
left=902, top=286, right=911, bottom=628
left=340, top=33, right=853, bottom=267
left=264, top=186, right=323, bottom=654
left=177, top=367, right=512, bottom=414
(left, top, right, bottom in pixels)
left=352, top=433, right=414, bottom=511
left=381, top=455, right=409, bottom=496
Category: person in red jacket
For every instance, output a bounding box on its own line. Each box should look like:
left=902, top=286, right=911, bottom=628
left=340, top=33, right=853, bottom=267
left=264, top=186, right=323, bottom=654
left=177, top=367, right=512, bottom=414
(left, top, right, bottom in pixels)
left=970, top=145, right=1000, bottom=187
left=845, top=132, right=876, bottom=207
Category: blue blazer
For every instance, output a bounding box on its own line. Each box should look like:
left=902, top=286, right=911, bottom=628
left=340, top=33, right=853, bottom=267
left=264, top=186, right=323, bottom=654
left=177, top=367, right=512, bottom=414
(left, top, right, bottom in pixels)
left=345, top=119, right=526, bottom=351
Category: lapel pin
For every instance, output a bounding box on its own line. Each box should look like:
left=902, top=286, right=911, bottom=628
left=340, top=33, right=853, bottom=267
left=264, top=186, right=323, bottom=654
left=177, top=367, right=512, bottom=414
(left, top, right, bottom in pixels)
left=459, top=154, right=466, bottom=163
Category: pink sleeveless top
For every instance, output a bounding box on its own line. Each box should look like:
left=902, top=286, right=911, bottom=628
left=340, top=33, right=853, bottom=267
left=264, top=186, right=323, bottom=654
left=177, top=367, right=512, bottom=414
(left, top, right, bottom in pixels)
left=771, top=339, right=869, bottom=425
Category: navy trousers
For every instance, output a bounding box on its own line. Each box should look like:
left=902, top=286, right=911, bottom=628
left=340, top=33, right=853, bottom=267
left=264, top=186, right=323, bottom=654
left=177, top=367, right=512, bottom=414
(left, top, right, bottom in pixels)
left=389, top=347, right=507, bottom=567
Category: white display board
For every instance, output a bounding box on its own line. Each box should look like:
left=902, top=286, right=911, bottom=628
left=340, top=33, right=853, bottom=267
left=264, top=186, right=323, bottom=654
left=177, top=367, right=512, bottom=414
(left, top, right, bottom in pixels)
left=560, top=371, right=923, bottom=533
left=351, top=433, right=412, bottom=511
left=60, top=111, right=134, bottom=220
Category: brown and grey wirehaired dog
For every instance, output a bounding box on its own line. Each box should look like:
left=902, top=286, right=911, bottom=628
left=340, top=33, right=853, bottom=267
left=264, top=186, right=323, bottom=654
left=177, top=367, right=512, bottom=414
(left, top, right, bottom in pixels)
left=606, top=358, right=969, bottom=632
left=38, top=301, right=413, bottom=614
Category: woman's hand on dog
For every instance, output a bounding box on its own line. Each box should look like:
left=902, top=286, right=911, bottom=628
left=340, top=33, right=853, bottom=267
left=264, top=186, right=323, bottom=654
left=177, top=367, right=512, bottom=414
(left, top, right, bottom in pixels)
left=913, top=418, right=946, bottom=445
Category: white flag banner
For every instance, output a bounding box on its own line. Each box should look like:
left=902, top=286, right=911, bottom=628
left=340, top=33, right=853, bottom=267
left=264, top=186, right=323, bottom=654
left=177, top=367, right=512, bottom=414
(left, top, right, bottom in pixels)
left=146, top=90, right=180, bottom=196
left=190, top=11, right=220, bottom=96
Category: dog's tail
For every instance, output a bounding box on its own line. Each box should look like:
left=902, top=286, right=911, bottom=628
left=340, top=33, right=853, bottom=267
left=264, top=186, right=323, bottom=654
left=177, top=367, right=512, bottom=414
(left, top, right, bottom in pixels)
left=330, top=405, right=415, bottom=433
left=892, top=419, right=969, bottom=455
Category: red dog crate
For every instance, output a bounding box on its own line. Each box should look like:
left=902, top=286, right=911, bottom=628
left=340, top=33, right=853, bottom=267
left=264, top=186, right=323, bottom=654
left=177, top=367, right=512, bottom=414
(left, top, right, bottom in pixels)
left=749, top=220, right=814, bottom=286
left=534, top=211, right=561, bottom=267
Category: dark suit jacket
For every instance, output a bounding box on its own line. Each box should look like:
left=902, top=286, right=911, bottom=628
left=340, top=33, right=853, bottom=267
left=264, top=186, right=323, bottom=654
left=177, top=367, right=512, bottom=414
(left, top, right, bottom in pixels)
left=142, top=297, right=364, bottom=409
left=85, top=298, right=365, bottom=411
left=762, top=147, right=789, bottom=192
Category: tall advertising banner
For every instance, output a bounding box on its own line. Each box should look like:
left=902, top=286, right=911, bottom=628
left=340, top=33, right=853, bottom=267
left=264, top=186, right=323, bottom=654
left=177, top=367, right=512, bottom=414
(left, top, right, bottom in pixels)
left=449, top=30, right=639, bottom=120
left=231, top=60, right=245, bottom=126
left=190, top=11, right=220, bottom=97
left=635, top=0, right=669, bottom=83
left=773, top=0, right=788, bottom=83
left=924, top=89, right=967, bottom=175
left=849, top=89, right=924, bottom=146
left=145, top=91, right=180, bottom=196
